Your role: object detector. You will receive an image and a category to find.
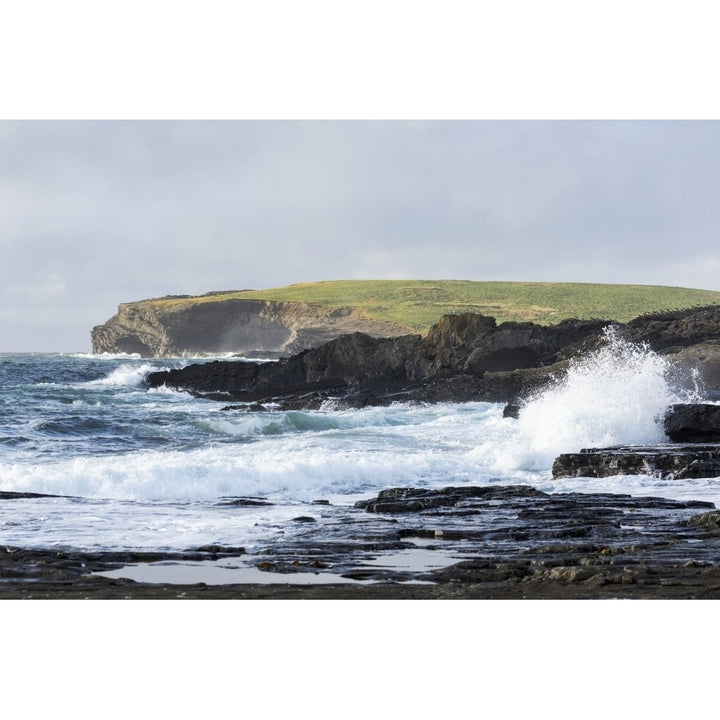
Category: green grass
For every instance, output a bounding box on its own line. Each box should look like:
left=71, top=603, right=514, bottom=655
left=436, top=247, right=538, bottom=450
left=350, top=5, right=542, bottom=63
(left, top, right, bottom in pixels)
left=148, top=280, right=720, bottom=334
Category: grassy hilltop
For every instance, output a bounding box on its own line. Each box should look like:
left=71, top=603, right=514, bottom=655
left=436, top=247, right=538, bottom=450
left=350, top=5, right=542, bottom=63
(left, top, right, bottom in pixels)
left=148, top=280, right=720, bottom=334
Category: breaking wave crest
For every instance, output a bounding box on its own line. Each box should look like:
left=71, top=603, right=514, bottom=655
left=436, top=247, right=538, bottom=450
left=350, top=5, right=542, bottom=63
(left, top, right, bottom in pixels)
left=514, top=326, right=693, bottom=465
left=83, top=363, right=165, bottom=389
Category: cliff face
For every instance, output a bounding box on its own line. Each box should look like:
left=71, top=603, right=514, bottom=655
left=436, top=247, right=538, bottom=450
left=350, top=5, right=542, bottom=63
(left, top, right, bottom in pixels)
left=145, top=312, right=609, bottom=406
left=91, top=298, right=413, bottom=357
left=145, top=305, right=720, bottom=409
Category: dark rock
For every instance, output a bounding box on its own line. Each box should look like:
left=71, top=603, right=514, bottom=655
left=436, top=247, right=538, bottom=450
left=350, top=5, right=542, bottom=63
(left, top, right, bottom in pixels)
left=503, top=404, right=521, bottom=419
left=624, top=304, right=720, bottom=351
left=552, top=444, right=720, bottom=479
left=5, top=484, right=720, bottom=598
left=146, top=313, right=606, bottom=406
left=689, top=510, right=720, bottom=529
left=550, top=402, right=720, bottom=480
left=664, top=403, right=720, bottom=443
left=218, top=497, right=274, bottom=506
left=194, top=545, right=246, bottom=555
left=356, top=485, right=547, bottom=513
left=143, top=304, right=720, bottom=409
left=1, top=490, right=66, bottom=500
left=292, top=516, right=317, bottom=523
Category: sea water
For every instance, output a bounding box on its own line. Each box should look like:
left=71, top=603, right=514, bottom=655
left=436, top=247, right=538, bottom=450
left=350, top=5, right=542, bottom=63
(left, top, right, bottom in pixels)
left=1, top=330, right=719, bottom=553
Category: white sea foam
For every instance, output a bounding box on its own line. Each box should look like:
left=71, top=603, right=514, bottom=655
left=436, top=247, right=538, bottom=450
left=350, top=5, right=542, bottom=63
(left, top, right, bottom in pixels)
left=0, top=402, right=500, bottom=501
left=70, top=352, right=143, bottom=360
left=83, top=362, right=163, bottom=389
left=486, top=327, right=700, bottom=472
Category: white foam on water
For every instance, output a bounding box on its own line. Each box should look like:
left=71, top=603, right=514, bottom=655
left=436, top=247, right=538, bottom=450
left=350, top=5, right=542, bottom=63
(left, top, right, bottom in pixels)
left=70, top=352, right=143, bottom=360
left=490, top=327, right=695, bottom=471
left=0, top=402, right=501, bottom=502
left=83, top=362, right=163, bottom=389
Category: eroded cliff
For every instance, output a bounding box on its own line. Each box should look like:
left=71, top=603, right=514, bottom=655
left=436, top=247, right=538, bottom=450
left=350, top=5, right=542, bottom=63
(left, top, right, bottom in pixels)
left=145, top=305, right=720, bottom=409
left=91, top=297, right=413, bottom=357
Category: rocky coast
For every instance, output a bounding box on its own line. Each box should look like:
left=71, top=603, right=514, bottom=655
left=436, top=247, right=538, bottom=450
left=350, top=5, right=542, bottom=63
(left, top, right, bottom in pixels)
left=6, top=304, right=720, bottom=600
left=3, top=483, right=720, bottom=599
left=145, top=305, right=720, bottom=409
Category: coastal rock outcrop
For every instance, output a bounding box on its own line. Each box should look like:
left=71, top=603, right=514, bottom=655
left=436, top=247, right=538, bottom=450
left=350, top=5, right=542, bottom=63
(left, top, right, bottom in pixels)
left=551, top=404, right=720, bottom=480
left=145, top=314, right=608, bottom=406
left=551, top=445, right=720, bottom=480
left=92, top=296, right=413, bottom=357
left=664, top=403, right=720, bottom=443
left=145, top=303, right=720, bottom=413
left=5, top=483, right=720, bottom=598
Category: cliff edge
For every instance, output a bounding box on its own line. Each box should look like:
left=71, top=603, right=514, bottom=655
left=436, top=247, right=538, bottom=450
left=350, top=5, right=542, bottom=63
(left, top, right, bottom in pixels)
left=91, top=296, right=413, bottom=357
left=145, top=304, right=720, bottom=409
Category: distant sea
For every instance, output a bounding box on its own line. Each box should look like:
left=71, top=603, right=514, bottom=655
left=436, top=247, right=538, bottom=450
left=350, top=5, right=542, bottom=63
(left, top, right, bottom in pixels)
left=2, top=335, right=719, bottom=558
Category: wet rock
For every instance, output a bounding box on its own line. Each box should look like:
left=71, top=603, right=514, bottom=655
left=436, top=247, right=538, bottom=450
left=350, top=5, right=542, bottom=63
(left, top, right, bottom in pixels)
left=688, top=510, right=720, bottom=529
left=0, top=490, right=66, bottom=500
left=194, top=545, right=246, bottom=556
left=552, top=445, right=720, bottom=479
left=144, top=304, right=720, bottom=410
left=664, top=404, right=720, bottom=443
left=4, top=484, right=720, bottom=598
left=146, top=313, right=607, bottom=406
left=218, top=497, right=274, bottom=506
left=356, top=485, right=546, bottom=513
left=503, top=404, right=521, bottom=419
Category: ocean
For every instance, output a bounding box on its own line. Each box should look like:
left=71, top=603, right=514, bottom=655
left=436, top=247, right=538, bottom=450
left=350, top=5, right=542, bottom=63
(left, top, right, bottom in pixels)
left=2, top=331, right=720, bottom=562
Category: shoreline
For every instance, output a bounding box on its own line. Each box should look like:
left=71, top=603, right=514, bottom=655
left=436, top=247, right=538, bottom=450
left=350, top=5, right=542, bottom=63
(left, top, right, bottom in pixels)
left=4, top=484, right=720, bottom=600
left=5, top=565, right=720, bottom=599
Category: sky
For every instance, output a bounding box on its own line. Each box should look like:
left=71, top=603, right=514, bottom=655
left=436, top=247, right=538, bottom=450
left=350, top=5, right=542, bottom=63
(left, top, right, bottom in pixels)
left=3, top=119, right=720, bottom=351
left=2, top=3, right=720, bottom=352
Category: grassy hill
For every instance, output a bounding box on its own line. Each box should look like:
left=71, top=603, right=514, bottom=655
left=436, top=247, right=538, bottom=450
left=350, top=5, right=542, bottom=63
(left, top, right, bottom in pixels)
left=149, top=280, right=720, bottom=334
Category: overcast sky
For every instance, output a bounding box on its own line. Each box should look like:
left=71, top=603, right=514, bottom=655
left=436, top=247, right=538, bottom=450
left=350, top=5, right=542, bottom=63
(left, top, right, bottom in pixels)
left=3, top=2, right=720, bottom=351
left=3, top=119, right=720, bottom=351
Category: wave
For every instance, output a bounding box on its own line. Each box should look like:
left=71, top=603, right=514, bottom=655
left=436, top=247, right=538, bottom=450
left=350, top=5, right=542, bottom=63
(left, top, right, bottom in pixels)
left=0, top=443, right=469, bottom=502
left=500, top=327, right=696, bottom=468
left=69, top=352, right=143, bottom=360
left=82, top=362, right=165, bottom=389
left=0, top=402, right=504, bottom=501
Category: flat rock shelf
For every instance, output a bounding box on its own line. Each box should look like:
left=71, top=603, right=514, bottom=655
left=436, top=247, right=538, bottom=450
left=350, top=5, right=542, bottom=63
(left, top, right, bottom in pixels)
left=552, top=444, right=720, bottom=480
left=3, top=485, right=720, bottom=599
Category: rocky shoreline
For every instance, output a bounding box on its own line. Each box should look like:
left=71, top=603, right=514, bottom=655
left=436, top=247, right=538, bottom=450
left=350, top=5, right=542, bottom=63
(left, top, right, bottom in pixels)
left=3, top=484, right=720, bottom=599
left=145, top=305, right=720, bottom=411
left=8, top=305, right=720, bottom=600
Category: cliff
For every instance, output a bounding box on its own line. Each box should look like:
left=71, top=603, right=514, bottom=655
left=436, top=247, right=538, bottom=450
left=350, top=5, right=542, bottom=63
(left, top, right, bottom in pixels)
left=145, top=313, right=610, bottom=407
left=145, top=304, right=720, bottom=409
left=91, top=296, right=413, bottom=357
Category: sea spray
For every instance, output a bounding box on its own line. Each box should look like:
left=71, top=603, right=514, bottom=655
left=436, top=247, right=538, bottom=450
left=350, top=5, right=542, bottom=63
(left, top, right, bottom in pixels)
left=83, top=362, right=162, bottom=388
left=514, top=326, right=685, bottom=465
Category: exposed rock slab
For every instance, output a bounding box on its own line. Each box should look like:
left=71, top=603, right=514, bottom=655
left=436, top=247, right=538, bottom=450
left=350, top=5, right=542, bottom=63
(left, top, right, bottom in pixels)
left=551, top=404, right=720, bottom=480
left=552, top=444, right=720, bottom=479
left=5, top=485, right=720, bottom=598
